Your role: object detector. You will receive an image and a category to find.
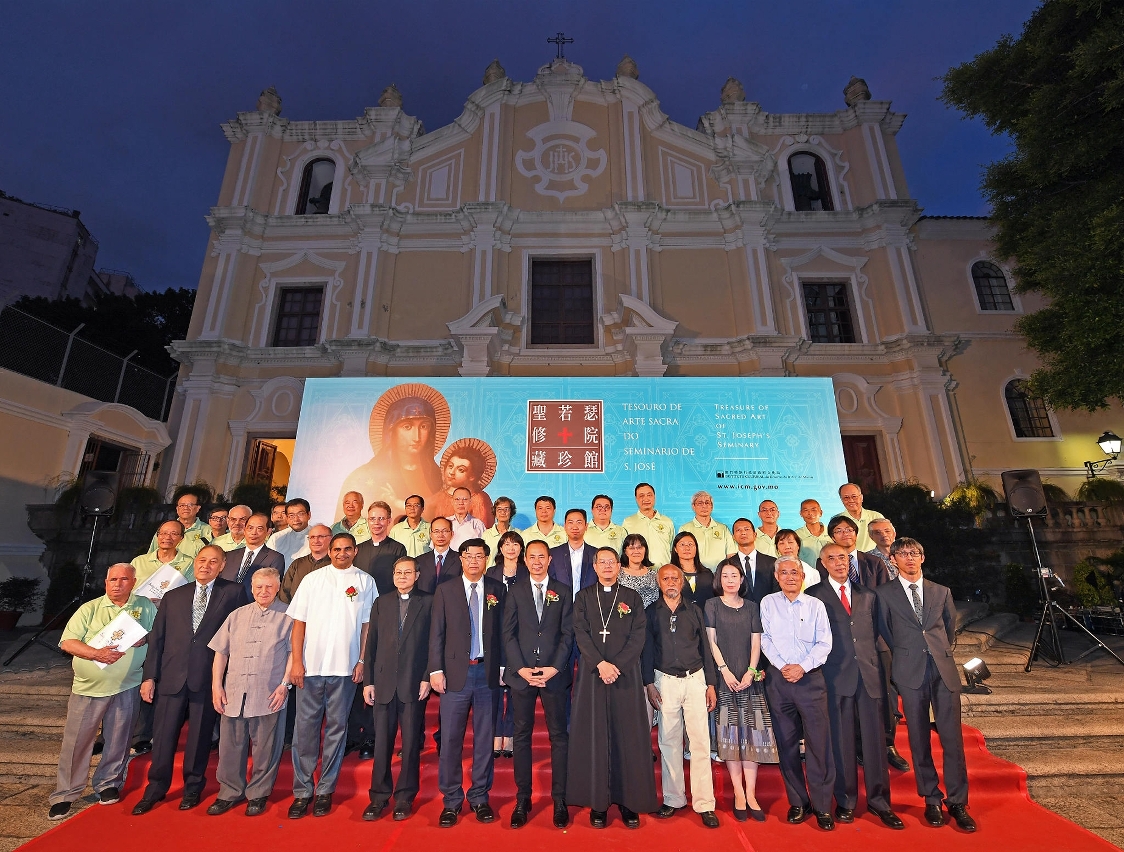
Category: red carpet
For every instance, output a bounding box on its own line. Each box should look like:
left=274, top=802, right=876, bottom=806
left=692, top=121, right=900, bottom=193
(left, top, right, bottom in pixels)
left=22, top=700, right=1116, bottom=852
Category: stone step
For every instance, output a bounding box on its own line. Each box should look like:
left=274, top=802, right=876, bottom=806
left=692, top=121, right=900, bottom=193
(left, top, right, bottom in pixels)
left=984, top=744, right=1124, bottom=780
left=955, top=613, right=1021, bottom=651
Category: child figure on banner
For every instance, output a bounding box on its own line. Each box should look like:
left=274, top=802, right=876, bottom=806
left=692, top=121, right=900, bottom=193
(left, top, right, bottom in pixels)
left=427, top=438, right=496, bottom=528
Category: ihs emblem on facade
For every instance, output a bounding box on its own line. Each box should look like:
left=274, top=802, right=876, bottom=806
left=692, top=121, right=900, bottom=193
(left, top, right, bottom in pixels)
left=516, top=122, right=606, bottom=203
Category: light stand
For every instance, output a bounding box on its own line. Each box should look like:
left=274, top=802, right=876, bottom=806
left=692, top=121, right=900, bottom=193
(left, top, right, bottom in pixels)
left=1023, top=515, right=1124, bottom=672
left=3, top=511, right=105, bottom=667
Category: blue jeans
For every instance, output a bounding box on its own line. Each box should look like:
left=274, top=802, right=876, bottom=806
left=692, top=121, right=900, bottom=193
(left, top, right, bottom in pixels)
left=437, top=663, right=496, bottom=809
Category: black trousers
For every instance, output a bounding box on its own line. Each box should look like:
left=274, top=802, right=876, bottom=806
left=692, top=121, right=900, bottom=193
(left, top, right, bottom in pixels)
left=765, top=666, right=835, bottom=813
left=511, top=685, right=569, bottom=802
left=829, top=688, right=891, bottom=811
left=879, top=647, right=901, bottom=746
left=900, top=654, right=968, bottom=806
left=144, top=686, right=218, bottom=800
left=369, top=695, right=428, bottom=807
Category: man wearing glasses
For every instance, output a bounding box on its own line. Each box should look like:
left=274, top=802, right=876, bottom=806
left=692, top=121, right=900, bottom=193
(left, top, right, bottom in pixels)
left=876, top=538, right=975, bottom=833
left=642, top=565, right=719, bottom=828
left=147, top=488, right=211, bottom=559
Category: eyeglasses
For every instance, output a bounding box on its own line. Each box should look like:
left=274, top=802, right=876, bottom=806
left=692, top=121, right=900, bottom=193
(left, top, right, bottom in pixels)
left=669, top=614, right=677, bottom=633
left=404, top=502, right=422, bottom=510
left=895, top=550, right=922, bottom=558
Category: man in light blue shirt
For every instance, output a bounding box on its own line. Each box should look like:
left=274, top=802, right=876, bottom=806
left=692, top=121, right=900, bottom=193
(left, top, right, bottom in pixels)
left=760, top=555, right=836, bottom=831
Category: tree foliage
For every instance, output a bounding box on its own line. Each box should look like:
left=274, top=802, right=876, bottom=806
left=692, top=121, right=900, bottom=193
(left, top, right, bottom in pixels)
left=13, top=288, right=195, bottom=375
left=940, top=0, right=1124, bottom=411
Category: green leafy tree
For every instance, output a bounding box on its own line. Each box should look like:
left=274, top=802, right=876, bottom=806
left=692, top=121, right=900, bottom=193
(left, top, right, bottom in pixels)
left=940, top=0, right=1124, bottom=411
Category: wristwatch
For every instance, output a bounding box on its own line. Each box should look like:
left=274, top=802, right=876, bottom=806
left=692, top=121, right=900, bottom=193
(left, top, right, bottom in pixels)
left=717, top=664, right=728, bottom=671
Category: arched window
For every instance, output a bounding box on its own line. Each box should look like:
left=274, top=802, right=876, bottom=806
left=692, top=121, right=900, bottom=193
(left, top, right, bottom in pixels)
left=972, top=261, right=1014, bottom=311
left=789, top=153, right=834, bottom=212
left=1005, top=380, right=1054, bottom=438
left=295, top=158, right=335, bottom=215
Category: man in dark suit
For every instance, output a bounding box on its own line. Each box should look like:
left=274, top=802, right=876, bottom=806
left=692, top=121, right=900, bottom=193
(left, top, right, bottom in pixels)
left=503, top=539, right=573, bottom=829
left=876, top=537, right=975, bottom=833
left=428, top=538, right=505, bottom=827
left=220, top=513, right=285, bottom=601
left=719, top=518, right=778, bottom=605
left=133, top=545, right=245, bottom=814
left=548, top=508, right=597, bottom=596
left=416, top=517, right=460, bottom=594
left=361, top=557, right=432, bottom=821
left=808, top=544, right=903, bottom=830
left=354, top=501, right=408, bottom=594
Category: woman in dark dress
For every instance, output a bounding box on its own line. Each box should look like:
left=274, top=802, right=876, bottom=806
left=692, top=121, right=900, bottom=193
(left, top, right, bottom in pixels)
left=487, top=530, right=525, bottom=758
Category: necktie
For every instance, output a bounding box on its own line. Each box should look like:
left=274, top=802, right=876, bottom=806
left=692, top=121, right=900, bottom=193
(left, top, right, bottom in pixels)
left=469, top=582, right=481, bottom=659
left=909, top=583, right=923, bottom=623
left=743, top=554, right=754, bottom=589
left=237, top=549, right=254, bottom=583
left=840, top=584, right=851, bottom=615
left=192, top=584, right=209, bottom=632
left=849, top=554, right=861, bottom=586
left=534, top=582, right=544, bottom=620
left=436, top=553, right=443, bottom=580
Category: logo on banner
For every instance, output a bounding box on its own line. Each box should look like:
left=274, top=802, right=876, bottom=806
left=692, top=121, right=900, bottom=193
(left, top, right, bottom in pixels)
left=515, top=121, right=607, bottom=202
left=527, top=400, right=604, bottom=472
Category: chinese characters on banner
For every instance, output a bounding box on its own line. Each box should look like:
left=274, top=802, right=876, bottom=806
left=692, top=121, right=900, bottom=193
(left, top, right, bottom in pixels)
left=526, top=400, right=604, bottom=473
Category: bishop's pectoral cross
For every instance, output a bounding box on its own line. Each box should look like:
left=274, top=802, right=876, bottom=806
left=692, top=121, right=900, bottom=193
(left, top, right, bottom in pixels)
left=599, top=626, right=610, bottom=641
left=548, top=32, right=574, bottom=60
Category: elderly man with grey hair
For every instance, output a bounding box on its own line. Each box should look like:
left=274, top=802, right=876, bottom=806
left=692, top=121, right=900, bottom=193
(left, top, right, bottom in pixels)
left=678, top=491, right=736, bottom=571
left=207, top=566, right=294, bottom=816
left=49, top=563, right=158, bottom=820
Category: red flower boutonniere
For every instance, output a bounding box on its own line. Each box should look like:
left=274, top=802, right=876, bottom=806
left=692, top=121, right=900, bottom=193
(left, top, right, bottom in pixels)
left=617, top=602, right=631, bottom=618
left=486, top=594, right=499, bottom=609
left=545, top=590, right=560, bottom=605
left=345, top=586, right=358, bottom=600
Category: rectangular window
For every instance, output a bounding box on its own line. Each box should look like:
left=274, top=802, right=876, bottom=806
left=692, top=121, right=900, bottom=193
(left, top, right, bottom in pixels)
left=272, top=287, right=324, bottom=347
left=530, top=259, right=594, bottom=345
left=803, top=281, right=856, bottom=343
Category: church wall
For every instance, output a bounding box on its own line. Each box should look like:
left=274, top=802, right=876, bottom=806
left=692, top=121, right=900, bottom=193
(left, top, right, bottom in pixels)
left=385, top=251, right=473, bottom=340
left=655, top=249, right=737, bottom=338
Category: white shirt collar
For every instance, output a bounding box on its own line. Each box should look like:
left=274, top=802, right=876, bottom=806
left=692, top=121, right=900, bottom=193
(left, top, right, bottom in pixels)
left=898, top=573, right=923, bottom=597
left=827, top=576, right=850, bottom=596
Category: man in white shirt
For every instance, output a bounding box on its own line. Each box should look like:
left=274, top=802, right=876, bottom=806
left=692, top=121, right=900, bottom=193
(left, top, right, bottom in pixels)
left=838, top=483, right=885, bottom=553
left=268, top=499, right=313, bottom=569
left=448, top=487, right=486, bottom=550
left=285, top=532, right=377, bottom=819
left=678, top=491, right=736, bottom=570
left=522, top=496, right=566, bottom=548
left=584, top=495, right=627, bottom=551
left=622, top=483, right=675, bottom=568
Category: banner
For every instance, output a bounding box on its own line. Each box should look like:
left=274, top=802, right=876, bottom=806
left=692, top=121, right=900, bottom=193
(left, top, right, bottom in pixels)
left=287, top=377, right=848, bottom=532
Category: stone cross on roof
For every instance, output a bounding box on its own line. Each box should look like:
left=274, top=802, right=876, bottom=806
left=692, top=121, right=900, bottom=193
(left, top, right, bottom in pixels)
left=547, top=32, right=574, bottom=59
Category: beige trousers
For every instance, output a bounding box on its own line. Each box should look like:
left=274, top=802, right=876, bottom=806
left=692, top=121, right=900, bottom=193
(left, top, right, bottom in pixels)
left=655, top=668, right=715, bottom=812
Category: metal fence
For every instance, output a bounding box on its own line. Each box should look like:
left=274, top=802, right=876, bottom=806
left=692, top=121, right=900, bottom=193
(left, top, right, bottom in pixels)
left=0, top=306, right=176, bottom=420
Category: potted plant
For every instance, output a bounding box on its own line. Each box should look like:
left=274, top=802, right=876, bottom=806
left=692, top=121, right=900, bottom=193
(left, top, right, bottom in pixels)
left=0, top=577, right=44, bottom=630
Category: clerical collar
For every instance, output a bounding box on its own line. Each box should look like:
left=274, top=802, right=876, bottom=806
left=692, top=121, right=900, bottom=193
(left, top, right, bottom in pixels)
left=399, top=593, right=410, bottom=600
left=601, top=584, right=615, bottom=592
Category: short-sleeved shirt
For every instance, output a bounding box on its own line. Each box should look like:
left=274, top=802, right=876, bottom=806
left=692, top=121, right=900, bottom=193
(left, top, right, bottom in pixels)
left=209, top=600, right=292, bottom=717
left=61, top=593, right=158, bottom=698
left=622, top=511, right=675, bottom=568
left=704, top=596, right=762, bottom=687
left=148, top=518, right=211, bottom=559
left=480, top=523, right=508, bottom=557
left=287, top=565, right=377, bottom=677
left=449, top=514, right=486, bottom=550
left=211, top=532, right=247, bottom=553
left=834, top=508, right=885, bottom=553
left=332, top=516, right=371, bottom=545
left=795, top=524, right=833, bottom=566
left=754, top=528, right=778, bottom=558
left=584, top=522, right=628, bottom=552
left=679, top=518, right=736, bottom=570
left=618, top=568, right=659, bottom=608
left=390, top=519, right=432, bottom=557
left=130, top=550, right=195, bottom=585
left=522, top=522, right=567, bottom=549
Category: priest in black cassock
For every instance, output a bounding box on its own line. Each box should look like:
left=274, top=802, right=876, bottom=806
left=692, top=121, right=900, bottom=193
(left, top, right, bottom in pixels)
left=566, top=546, right=658, bottom=829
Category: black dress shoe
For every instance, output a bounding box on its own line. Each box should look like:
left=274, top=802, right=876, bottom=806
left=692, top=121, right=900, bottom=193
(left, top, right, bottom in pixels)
left=132, top=741, right=152, bottom=755
left=870, top=807, right=905, bottom=830
left=887, top=746, right=910, bottom=772
left=393, top=802, right=411, bottom=821
left=814, top=811, right=835, bottom=831
left=439, top=806, right=460, bottom=827
left=288, top=798, right=312, bottom=819
left=313, top=794, right=332, bottom=817
left=748, top=807, right=767, bottom=823
left=472, top=802, right=495, bottom=823
left=363, top=801, right=387, bottom=821
left=510, top=800, right=530, bottom=828
left=590, top=809, right=607, bottom=828
left=834, top=806, right=855, bottom=823
left=553, top=800, right=569, bottom=828
left=132, top=797, right=161, bottom=816
left=245, top=798, right=268, bottom=817
left=786, top=804, right=810, bottom=824
left=733, top=806, right=748, bottom=822
left=947, top=803, right=977, bottom=832
left=655, top=803, right=679, bottom=819
left=207, top=798, right=243, bottom=816
left=700, top=811, right=719, bottom=829
left=619, top=805, right=640, bottom=828
left=359, top=741, right=374, bottom=760
left=179, top=792, right=201, bottom=811
left=924, top=803, right=945, bottom=827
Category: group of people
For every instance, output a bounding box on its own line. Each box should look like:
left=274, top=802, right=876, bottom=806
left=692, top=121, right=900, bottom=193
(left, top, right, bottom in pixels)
left=49, top=479, right=976, bottom=835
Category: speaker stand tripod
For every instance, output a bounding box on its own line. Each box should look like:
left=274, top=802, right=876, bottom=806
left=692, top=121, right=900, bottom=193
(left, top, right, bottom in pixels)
left=3, top=514, right=102, bottom=667
left=1023, top=515, right=1124, bottom=672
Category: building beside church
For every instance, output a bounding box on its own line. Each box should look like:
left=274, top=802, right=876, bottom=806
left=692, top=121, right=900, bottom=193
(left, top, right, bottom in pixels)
left=161, top=56, right=1117, bottom=502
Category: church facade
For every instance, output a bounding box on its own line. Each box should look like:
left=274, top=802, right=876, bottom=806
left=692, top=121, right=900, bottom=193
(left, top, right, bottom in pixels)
left=162, top=56, right=1115, bottom=502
